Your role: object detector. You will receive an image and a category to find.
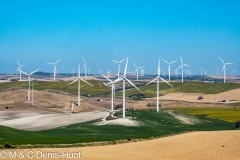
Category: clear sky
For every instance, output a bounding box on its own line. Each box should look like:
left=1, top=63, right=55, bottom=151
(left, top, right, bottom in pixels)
left=0, top=0, right=240, bottom=75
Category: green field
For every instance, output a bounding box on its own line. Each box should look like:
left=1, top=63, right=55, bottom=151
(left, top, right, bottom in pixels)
left=1, top=81, right=240, bottom=98
left=0, top=109, right=237, bottom=148
left=172, top=108, right=240, bottom=122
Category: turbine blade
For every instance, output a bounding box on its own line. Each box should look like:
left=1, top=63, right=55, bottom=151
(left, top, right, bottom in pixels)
left=102, top=74, right=113, bottom=83
left=226, top=63, right=233, bottom=65
left=110, top=59, right=118, bottom=64
left=158, top=58, right=160, bottom=76
left=124, top=57, right=128, bottom=76
left=78, top=63, right=80, bottom=77
left=67, top=78, right=79, bottom=86
left=180, top=56, right=183, bottom=64
left=170, top=60, right=177, bottom=64
left=219, top=57, right=225, bottom=64
left=55, top=58, right=61, bottom=64
left=82, top=57, right=86, bottom=63
left=183, top=64, right=191, bottom=67
left=119, top=58, right=126, bottom=63
left=47, top=61, right=54, bottom=65
left=162, top=58, right=169, bottom=64
left=160, top=77, right=173, bottom=87
left=125, top=78, right=141, bottom=92
left=30, top=68, right=40, bottom=75
left=146, top=77, right=158, bottom=86
left=80, top=78, right=92, bottom=86
left=177, top=65, right=182, bottom=71
left=20, top=71, right=28, bottom=75
left=132, top=62, right=137, bottom=68
left=17, top=60, right=20, bottom=66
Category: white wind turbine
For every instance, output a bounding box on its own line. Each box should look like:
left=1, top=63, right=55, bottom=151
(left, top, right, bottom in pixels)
left=82, top=57, right=88, bottom=80
left=47, top=58, right=61, bottom=81
left=219, top=57, right=233, bottom=83
left=107, top=69, right=111, bottom=77
left=162, top=59, right=177, bottom=81
left=67, top=64, right=92, bottom=106
left=116, top=57, right=141, bottom=118
left=102, top=74, right=117, bottom=110
left=177, top=56, right=190, bottom=83
left=17, top=60, right=26, bottom=81
left=133, top=62, right=143, bottom=80
left=110, top=58, right=125, bottom=79
left=99, top=68, right=102, bottom=76
left=21, top=68, right=40, bottom=101
left=71, top=68, right=75, bottom=77
left=146, top=59, right=173, bottom=112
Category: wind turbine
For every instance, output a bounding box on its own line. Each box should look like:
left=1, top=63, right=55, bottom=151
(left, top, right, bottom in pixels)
left=71, top=68, right=75, bottom=77
left=102, top=74, right=117, bottom=110
left=219, top=57, right=233, bottom=83
left=107, top=70, right=111, bottom=77
left=82, top=57, right=88, bottom=80
left=216, top=67, right=219, bottom=75
left=110, top=58, right=125, bottom=79
left=21, top=68, right=40, bottom=101
left=199, top=68, right=203, bottom=76
left=67, top=63, right=92, bottom=106
left=116, top=57, right=141, bottom=118
left=47, top=58, right=61, bottom=81
left=177, top=56, right=190, bottom=83
left=99, top=68, right=102, bottom=76
left=162, top=59, right=177, bottom=81
left=133, top=62, right=143, bottom=80
left=17, top=60, right=26, bottom=81
left=204, top=70, right=207, bottom=75
left=146, top=59, right=173, bottom=112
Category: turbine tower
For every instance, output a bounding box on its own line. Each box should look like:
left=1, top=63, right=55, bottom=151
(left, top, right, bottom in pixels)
left=146, top=59, right=173, bottom=112
left=47, top=58, right=61, bottom=81
left=177, top=56, right=190, bottom=83
left=133, top=62, right=143, bottom=80
left=17, top=60, right=26, bottom=81
left=110, top=58, right=125, bottom=79
left=21, top=68, right=40, bottom=101
left=219, top=57, right=233, bottom=83
left=116, top=57, right=141, bottom=118
left=67, top=63, right=92, bottom=106
left=162, top=59, right=177, bottom=81
left=102, top=74, right=117, bottom=110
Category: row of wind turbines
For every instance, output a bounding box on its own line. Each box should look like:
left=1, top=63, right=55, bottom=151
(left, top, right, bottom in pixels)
left=16, top=56, right=234, bottom=118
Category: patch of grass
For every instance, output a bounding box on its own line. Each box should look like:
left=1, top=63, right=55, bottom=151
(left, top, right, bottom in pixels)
left=0, top=110, right=235, bottom=147
left=173, top=108, right=240, bottom=122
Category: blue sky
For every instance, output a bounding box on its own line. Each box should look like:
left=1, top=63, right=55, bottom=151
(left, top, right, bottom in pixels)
left=0, top=0, right=240, bottom=75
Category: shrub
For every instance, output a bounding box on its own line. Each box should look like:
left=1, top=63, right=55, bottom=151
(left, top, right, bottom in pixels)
left=4, top=142, right=11, bottom=148
left=236, top=120, right=240, bottom=129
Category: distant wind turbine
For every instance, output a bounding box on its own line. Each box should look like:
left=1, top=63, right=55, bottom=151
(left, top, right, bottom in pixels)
left=82, top=57, right=88, bottom=80
left=177, top=56, right=190, bottom=83
left=133, top=62, right=143, bottom=80
left=47, top=58, right=61, bottom=81
left=219, top=57, right=233, bottom=83
left=146, top=59, right=173, bottom=112
left=67, top=63, right=92, bottom=106
left=110, top=58, right=125, bottom=79
left=102, top=74, right=117, bottom=110
left=17, top=60, right=26, bottom=81
left=21, top=68, right=40, bottom=101
left=162, top=59, right=177, bottom=81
